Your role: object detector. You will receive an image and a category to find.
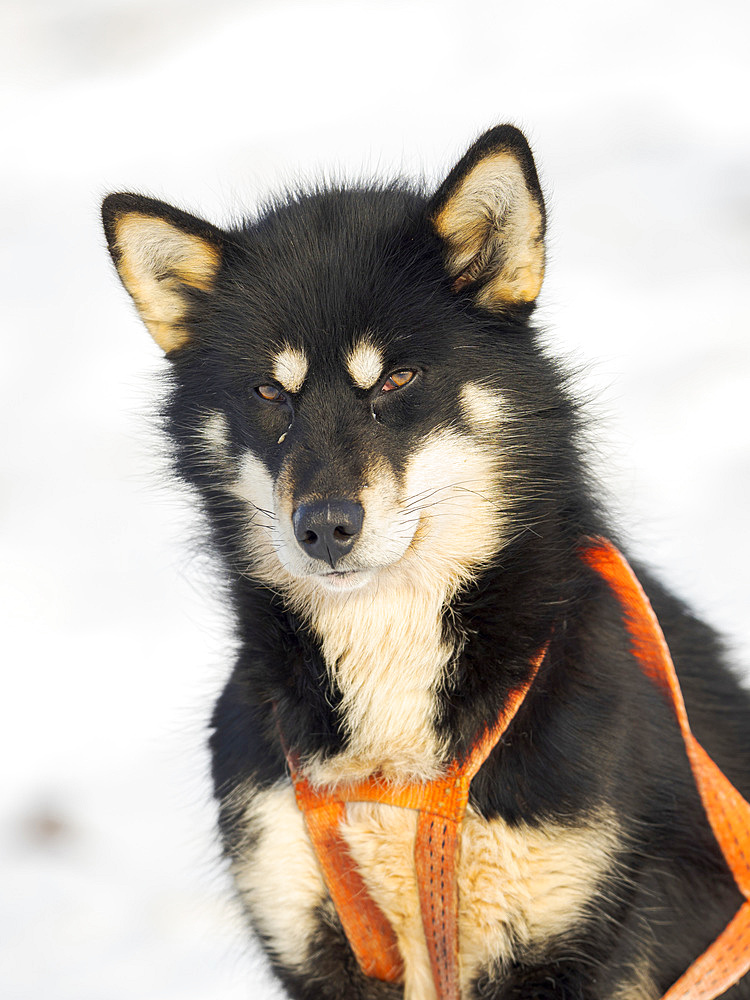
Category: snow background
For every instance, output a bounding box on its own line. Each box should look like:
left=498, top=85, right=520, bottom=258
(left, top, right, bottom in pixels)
left=1, top=1, right=749, bottom=996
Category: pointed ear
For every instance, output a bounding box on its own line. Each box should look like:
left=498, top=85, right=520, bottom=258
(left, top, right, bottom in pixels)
left=430, top=125, right=546, bottom=311
left=102, top=193, right=224, bottom=354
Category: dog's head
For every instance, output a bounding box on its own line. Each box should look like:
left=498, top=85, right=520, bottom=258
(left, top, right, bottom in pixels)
left=103, top=126, right=566, bottom=610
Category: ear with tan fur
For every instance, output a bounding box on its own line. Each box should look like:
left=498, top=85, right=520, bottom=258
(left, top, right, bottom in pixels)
left=430, top=125, right=546, bottom=311
left=102, top=193, right=224, bottom=354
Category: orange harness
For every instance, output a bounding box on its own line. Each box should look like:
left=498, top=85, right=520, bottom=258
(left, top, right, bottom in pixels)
left=285, top=538, right=750, bottom=1000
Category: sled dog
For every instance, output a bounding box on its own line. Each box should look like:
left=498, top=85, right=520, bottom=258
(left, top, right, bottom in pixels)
left=103, top=126, right=750, bottom=1000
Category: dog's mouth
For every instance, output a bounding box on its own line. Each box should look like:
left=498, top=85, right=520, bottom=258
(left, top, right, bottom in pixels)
left=314, top=568, right=376, bottom=592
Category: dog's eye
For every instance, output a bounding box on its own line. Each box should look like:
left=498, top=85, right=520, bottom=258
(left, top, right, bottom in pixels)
left=381, top=370, right=416, bottom=393
left=255, top=384, right=286, bottom=403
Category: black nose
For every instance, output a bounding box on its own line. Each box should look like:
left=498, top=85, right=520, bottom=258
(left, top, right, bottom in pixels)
left=292, top=499, right=364, bottom=567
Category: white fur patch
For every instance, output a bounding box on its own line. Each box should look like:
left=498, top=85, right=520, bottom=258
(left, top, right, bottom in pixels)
left=232, top=450, right=276, bottom=518
left=397, top=428, right=505, bottom=596
left=304, top=573, right=452, bottom=785
left=346, top=340, right=384, bottom=390
left=231, top=781, right=326, bottom=971
left=228, top=450, right=286, bottom=583
left=273, top=346, right=308, bottom=393
left=455, top=807, right=619, bottom=987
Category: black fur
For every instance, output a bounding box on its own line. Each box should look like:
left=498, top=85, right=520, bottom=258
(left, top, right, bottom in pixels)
left=103, top=126, right=750, bottom=999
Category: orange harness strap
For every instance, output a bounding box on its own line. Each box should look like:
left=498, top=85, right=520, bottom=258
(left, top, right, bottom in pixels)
left=581, top=538, right=750, bottom=1000
left=288, top=644, right=547, bottom=997
left=286, top=538, right=750, bottom=1000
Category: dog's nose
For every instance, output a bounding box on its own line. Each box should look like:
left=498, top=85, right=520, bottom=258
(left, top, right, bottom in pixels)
left=292, top=499, right=364, bottom=567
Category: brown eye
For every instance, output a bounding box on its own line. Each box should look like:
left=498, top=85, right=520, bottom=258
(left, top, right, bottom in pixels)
left=256, top=384, right=286, bottom=403
left=381, top=370, right=416, bottom=392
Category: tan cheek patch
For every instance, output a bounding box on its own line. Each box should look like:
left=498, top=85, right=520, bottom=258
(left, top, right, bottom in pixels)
left=273, top=346, right=309, bottom=393
left=199, top=409, right=231, bottom=460
left=399, top=428, right=505, bottom=596
left=346, top=340, right=384, bottom=389
left=228, top=450, right=299, bottom=588
left=346, top=455, right=416, bottom=568
left=230, top=450, right=276, bottom=518
left=114, top=213, right=220, bottom=353
left=460, top=383, right=506, bottom=432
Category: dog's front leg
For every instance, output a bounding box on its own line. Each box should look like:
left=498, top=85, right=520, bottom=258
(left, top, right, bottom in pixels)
left=470, top=957, right=625, bottom=1000
left=271, top=914, right=406, bottom=1000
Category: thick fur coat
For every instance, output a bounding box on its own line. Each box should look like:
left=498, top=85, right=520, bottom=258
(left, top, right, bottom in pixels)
left=103, top=126, right=750, bottom=1000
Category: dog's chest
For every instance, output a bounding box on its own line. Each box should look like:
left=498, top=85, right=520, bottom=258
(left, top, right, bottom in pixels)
left=234, top=783, right=617, bottom=999
left=303, top=587, right=453, bottom=785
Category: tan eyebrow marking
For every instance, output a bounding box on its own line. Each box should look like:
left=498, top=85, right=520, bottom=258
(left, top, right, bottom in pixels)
left=272, top=347, right=308, bottom=393
left=346, top=341, right=384, bottom=390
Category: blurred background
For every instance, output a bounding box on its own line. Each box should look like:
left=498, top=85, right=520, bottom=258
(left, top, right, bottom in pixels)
left=1, top=1, right=749, bottom=997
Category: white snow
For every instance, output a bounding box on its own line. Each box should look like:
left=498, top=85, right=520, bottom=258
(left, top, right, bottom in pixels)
left=1, top=0, right=749, bottom=996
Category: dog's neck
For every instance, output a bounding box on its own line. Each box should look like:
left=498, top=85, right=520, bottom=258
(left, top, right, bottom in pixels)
left=296, top=575, right=458, bottom=787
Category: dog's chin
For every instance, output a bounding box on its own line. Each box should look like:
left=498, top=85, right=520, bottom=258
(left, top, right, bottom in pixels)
left=312, top=568, right=377, bottom=593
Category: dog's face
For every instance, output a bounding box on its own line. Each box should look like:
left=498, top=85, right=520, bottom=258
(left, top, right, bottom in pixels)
left=103, top=127, right=557, bottom=609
